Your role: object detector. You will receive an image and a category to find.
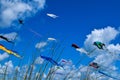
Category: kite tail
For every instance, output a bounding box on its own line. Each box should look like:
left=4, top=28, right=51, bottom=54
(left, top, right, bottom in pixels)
left=11, top=52, right=23, bottom=59
left=98, top=70, right=119, bottom=80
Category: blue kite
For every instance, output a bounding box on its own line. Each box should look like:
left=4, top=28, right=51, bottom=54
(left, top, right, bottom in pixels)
left=40, top=55, right=62, bottom=67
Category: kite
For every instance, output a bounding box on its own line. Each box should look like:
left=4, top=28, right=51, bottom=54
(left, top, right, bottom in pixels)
left=89, top=62, right=100, bottom=69
left=40, top=55, right=61, bottom=67
left=89, top=62, right=119, bottom=80
left=93, top=41, right=114, bottom=55
left=61, top=59, right=72, bottom=65
left=0, top=35, right=14, bottom=44
left=48, top=38, right=56, bottom=41
left=93, top=41, right=105, bottom=49
left=72, top=43, right=95, bottom=55
left=72, top=44, right=80, bottom=49
left=72, top=44, right=87, bottom=54
left=47, top=13, right=58, bottom=19
left=18, top=19, right=24, bottom=25
left=0, top=44, right=22, bottom=58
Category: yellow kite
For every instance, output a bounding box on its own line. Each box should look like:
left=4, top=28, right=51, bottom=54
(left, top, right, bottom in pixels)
left=0, top=44, right=22, bottom=58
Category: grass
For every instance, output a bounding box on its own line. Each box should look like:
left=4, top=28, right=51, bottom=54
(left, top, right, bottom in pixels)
left=0, top=42, right=100, bottom=80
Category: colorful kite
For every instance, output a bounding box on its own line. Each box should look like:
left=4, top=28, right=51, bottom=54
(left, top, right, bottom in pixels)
left=93, top=41, right=114, bottom=55
left=0, top=35, right=14, bottom=44
left=40, top=55, right=61, bottom=67
left=93, top=41, right=105, bottom=49
left=0, top=44, right=22, bottom=58
left=89, top=62, right=119, bottom=80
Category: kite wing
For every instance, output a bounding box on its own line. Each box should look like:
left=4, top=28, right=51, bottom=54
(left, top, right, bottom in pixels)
left=0, top=35, right=14, bottom=44
left=0, top=45, right=22, bottom=58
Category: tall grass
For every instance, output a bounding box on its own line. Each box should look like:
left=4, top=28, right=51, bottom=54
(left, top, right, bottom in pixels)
left=0, top=42, right=99, bottom=80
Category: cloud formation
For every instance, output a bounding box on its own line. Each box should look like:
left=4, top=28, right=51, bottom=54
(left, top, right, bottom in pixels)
left=0, top=60, right=14, bottom=74
left=84, top=27, right=119, bottom=50
left=0, top=53, right=9, bottom=61
left=35, top=56, right=44, bottom=64
left=35, top=41, right=47, bottom=49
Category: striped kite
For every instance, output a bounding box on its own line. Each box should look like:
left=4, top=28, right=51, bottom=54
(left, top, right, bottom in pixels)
left=0, top=44, right=22, bottom=58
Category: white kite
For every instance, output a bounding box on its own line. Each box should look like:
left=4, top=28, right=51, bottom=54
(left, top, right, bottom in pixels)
left=48, top=37, right=56, bottom=41
left=47, top=13, right=58, bottom=18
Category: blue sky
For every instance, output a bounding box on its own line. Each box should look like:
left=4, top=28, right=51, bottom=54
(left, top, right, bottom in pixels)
left=0, top=0, right=120, bottom=79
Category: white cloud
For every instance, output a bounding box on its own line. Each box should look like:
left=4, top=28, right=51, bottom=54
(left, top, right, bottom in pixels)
left=34, top=0, right=46, bottom=9
left=0, top=53, right=9, bottom=61
left=82, top=26, right=120, bottom=80
left=107, top=44, right=120, bottom=54
left=35, top=41, right=47, bottom=49
left=0, top=0, right=46, bottom=28
left=47, top=13, right=58, bottom=19
left=35, top=37, right=57, bottom=49
left=83, top=27, right=119, bottom=57
left=0, top=60, right=14, bottom=74
left=84, top=26, right=119, bottom=51
left=94, top=53, right=116, bottom=66
left=35, top=56, right=44, bottom=64
left=51, top=27, right=120, bottom=80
